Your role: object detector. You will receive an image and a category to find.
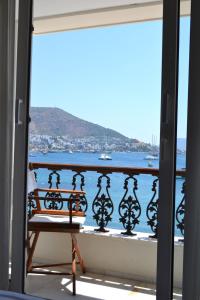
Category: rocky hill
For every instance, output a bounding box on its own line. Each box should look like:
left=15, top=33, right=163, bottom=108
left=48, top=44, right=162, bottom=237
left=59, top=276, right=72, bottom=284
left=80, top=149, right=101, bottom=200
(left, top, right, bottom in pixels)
left=29, top=107, right=157, bottom=153
left=30, top=107, right=128, bottom=140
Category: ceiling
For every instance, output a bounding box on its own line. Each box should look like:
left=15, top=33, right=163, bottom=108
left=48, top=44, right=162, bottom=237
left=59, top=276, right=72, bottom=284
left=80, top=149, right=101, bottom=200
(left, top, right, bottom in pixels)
left=33, top=0, right=190, bottom=34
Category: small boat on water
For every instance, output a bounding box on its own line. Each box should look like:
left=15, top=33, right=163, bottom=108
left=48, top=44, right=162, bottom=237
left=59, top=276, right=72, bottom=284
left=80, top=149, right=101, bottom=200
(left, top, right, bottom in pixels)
left=98, top=153, right=112, bottom=160
left=145, top=135, right=159, bottom=160
left=144, top=154, right=159, bottom=160
left=42, top=150, right=48, bottom=155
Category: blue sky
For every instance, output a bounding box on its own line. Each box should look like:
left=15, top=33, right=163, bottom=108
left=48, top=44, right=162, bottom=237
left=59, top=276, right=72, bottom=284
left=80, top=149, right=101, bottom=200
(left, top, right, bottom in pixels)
left=31, top=17, right=190, bottom=143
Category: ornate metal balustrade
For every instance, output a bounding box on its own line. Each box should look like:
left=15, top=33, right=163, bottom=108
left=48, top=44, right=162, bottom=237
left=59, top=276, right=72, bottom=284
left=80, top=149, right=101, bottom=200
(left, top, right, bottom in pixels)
left=28, top=162, right=185, bottom=239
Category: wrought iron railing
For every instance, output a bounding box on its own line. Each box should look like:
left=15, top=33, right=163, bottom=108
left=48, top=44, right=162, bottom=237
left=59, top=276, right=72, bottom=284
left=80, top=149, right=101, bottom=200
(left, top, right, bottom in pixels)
left=28, top=162, right=185, bottom=239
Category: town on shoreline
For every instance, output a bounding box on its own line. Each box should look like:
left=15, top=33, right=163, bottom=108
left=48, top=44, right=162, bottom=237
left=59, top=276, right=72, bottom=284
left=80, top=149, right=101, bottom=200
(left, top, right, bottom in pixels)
left=29, top=134, right=155, bottom=153
left=29, top=134, right=184, bottom=154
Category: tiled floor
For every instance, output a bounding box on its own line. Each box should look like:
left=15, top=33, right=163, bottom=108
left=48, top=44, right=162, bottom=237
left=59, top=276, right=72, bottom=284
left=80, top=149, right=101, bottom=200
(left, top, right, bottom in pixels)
left=25, top=268, right=182, bottom=300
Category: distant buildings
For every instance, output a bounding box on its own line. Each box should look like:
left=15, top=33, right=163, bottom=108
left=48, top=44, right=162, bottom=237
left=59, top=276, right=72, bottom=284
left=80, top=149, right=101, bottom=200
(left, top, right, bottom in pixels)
left=29, top=134, right=156, bottom=153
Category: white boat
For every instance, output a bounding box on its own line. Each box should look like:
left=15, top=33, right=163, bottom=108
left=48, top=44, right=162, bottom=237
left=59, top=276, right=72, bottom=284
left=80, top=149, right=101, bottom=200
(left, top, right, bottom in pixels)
left=144, top=134, right=159, bottom=160
left=42, top=150, right=48, bottom=155
left=29, top=153, right=36, bottom=157
left=98, top=153, right=112, bottom=160
left=144, top=154, right=159, bottom=160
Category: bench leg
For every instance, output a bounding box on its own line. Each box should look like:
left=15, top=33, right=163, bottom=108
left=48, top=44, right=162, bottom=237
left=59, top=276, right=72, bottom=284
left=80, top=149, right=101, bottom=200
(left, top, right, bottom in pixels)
left=27, top=232, right=39, bottom=272
left=71, top=233, right=86, bottom=273
left=72, top=237, right=76, bottom=295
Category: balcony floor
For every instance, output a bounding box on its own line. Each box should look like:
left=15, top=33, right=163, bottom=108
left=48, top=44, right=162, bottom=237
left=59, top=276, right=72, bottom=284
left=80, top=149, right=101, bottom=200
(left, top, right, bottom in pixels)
left=25, top=267, right=182, bottom=300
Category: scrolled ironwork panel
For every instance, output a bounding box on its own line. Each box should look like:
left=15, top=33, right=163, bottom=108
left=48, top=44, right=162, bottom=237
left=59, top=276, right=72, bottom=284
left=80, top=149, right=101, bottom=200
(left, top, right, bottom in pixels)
left=69, top=172, right=88, bottom=213
left=92, top=174, right=114, bottom=232
left=47, top=170, right=61, bottom=189
left=118, top=175, right=141, bottom=236
left=27, top=171, right=37, bottom=217
left=146, top=177, right=159, bottom=238
left=44, top=170, right=63, bottom=210
left=176, top=180, right=185, bottom=238
left=27, top=192, right=37, bottom=218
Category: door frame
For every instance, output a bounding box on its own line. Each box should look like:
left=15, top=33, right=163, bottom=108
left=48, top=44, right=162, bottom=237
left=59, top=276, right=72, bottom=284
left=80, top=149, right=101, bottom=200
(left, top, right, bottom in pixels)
left=156, top=0, right=180, bottom=299
left=9, top=0, right=186, bottom=296
left=182, top=0, right=200, bottom=298
left=0, top=0, right=16, bottom=290
left=10, top=0, right=33, bottom=292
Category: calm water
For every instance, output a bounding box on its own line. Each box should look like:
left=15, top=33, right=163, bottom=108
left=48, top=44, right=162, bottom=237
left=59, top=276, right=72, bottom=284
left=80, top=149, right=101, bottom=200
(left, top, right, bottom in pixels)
left=29, top=152, right=186, bottom=236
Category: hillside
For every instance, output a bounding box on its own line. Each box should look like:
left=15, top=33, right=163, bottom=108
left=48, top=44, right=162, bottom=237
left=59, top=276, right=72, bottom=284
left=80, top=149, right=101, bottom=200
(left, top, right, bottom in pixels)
left=30, top=107, right=128, bottom=139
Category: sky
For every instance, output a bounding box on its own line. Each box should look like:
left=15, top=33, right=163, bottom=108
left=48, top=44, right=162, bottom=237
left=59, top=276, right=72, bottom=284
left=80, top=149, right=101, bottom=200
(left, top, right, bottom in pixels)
left=31, top=17, right=190, bottom=144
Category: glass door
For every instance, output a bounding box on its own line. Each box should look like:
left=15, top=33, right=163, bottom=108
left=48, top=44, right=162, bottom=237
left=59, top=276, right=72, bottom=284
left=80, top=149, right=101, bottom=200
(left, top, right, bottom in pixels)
left=9, top=0, right=193, bottom=298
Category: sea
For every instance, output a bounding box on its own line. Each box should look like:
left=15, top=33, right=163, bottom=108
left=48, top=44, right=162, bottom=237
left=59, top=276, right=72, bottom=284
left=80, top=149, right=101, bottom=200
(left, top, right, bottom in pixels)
left=29, top=151, right=186, bottom=236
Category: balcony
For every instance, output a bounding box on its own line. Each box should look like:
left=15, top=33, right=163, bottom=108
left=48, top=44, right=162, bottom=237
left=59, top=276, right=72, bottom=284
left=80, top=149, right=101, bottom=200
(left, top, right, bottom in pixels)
left=26, top=162, right=185, bottom=299
left=26, top=269, right=182, bottom=299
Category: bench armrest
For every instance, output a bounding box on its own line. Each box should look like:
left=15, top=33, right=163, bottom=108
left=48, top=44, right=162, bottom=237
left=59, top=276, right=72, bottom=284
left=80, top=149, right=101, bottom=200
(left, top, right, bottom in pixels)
left=35, top=188, right=85, bottom=195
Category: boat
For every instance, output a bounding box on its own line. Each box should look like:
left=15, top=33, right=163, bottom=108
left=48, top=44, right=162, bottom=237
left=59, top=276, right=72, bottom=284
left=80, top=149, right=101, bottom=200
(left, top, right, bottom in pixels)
left=98, top=153, right=112, bottom=160
left=144, top=134, right=159, bottom=160
left=144, top=154, right=159, bottom=160
left=29, top=153, right=36, bottom=157
left=42, top=150, right=48, bottom=155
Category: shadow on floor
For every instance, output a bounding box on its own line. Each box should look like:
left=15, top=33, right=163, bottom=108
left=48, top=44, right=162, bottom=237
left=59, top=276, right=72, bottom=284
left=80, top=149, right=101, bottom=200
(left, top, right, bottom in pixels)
left=26, top=268, right=182, bottom=300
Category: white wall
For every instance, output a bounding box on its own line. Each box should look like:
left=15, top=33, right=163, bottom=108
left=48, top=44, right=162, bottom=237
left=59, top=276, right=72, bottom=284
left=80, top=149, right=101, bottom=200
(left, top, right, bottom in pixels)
left=33, top=227, right=183, bottom=288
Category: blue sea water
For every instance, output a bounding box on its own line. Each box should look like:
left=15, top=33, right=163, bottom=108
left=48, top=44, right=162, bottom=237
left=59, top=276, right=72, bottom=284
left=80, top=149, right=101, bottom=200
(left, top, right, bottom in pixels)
left=29, top=151, right=186, bottom=236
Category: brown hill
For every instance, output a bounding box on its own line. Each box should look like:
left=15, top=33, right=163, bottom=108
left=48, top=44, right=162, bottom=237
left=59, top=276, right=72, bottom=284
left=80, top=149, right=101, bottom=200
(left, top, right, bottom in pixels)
left=30, top=107, right=128, bottom=139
